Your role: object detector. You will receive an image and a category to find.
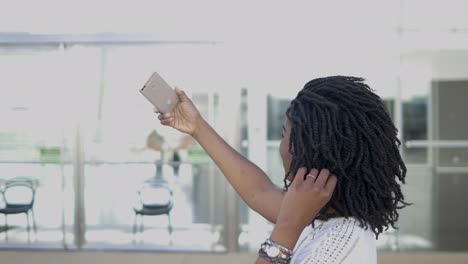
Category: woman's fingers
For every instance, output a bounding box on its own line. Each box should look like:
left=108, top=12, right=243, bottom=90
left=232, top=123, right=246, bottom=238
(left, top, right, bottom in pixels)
left=314, top=168, right=331, bottom=188
left=158, top=113, right=172, bottom=119
left=291, top=167, right=307, bottom=188
left=160, top=117, right=174, bottom=126
left=325, top=174, right=338, bottom=194
left=175, top=87, right=191, bottom=102
left=158, top=112, right=174, bottom=125
left=304, top=168, right=319, bottom=182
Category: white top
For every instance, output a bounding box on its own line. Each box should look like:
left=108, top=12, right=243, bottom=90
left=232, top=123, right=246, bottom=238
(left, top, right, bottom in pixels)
left=290, top=217, right=377, bottom=264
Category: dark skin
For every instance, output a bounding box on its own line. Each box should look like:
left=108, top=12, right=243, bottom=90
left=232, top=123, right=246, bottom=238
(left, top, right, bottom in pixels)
left=155, top=87, right=337, bottom=263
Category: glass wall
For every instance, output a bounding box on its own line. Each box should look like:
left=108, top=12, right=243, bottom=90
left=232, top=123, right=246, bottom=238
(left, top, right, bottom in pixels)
left=0, top=43, right=227, bottom=251
left=0, top=47, right=76, bottom=248
left=77, top=46, right=224, bottom=251
left=397, top=51, right=468, bottom=251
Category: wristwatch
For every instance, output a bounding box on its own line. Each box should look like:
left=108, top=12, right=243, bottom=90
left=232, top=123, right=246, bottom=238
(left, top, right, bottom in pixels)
left=259, top=238, right=293, bottom=264
left=265, top=244, right=281, bottom=258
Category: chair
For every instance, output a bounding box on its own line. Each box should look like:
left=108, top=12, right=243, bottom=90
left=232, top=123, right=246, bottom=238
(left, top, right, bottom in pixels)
left=0, top=178, right=37, bottom=240
left=133, top=179, right=174, bottom=236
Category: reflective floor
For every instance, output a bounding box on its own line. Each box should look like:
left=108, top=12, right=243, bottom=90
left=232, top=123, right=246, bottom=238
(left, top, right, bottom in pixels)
left=0, top=225, right=224, bottom=252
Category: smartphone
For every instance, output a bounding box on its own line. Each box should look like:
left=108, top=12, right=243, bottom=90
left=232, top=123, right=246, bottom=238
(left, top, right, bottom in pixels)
left=140, top=72, right=180, bottom=113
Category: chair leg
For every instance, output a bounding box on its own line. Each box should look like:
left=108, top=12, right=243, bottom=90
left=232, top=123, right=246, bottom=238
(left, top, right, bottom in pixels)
left=2, top=215, right=5, bottom=241
left=31, top=208, right=37, bottom=234
left=167, top=213, right=173, bottom=234
left=26, top=211, right=31, bottom=242
left=133, top=214, right=138, bottom=235
left=140, top=216, right=144, bottom=234
left=5, top=215, right=8, bottom=242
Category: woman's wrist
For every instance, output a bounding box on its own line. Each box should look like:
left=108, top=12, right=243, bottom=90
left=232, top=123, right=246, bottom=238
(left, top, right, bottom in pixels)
left=269, top=222, right=305, bottom=250
left=191, top=117, right=208, bottom=138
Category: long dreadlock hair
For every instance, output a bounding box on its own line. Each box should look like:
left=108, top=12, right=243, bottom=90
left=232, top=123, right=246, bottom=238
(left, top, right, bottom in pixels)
left=284, top=76, right=409, bottom=238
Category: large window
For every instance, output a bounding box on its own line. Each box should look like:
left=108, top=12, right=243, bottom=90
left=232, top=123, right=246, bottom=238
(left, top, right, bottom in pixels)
left=0, top=48, right=76, bottom=247
left=391, top=51, right=468, bottom=252
left=0, top=40, right=226, bottom=251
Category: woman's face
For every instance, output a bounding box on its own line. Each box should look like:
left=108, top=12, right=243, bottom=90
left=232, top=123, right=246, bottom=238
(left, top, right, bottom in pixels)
left=279, top=117, right=293, bottom=181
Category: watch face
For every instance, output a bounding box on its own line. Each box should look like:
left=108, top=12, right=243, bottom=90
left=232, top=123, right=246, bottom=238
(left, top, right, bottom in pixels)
left=266, top=246, right=281, bottom=258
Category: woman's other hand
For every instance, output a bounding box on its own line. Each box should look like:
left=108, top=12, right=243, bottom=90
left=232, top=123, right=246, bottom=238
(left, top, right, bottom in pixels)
left=268, top=168, right=337, bottom=250
left=276, top=168, right=337, bottom=231
left=155, top=87, right=203, bottom=136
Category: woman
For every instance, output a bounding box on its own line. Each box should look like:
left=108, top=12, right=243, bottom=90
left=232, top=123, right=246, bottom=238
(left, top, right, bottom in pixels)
left=155, top=76, right=408, bottom=263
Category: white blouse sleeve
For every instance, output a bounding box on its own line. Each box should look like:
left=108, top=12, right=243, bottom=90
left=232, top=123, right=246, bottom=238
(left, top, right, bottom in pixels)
left=296, top=219, right=367, bottom=264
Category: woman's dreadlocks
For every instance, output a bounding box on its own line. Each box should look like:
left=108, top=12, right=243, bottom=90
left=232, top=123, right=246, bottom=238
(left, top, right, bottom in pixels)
left=284, top=76, right=410, bottom=238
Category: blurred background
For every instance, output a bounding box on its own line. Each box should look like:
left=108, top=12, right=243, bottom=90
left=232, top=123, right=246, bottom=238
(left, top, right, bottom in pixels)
left=0, top=0, right=467, bottom=262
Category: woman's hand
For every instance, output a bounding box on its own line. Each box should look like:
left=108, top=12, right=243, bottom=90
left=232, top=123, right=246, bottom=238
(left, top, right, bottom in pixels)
left=269, top=168, right=337, bottom=249
left=277, top=168, right=337, bottom=229
left=156, top=87, right=203, bottom=136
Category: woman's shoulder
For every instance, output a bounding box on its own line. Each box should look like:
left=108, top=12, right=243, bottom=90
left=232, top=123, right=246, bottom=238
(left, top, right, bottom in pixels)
left=291, top=217, right=377, bottom=264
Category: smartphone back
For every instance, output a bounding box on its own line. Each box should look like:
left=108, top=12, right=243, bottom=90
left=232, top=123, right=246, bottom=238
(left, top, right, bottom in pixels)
left=140, top=72, right=179, bottom=113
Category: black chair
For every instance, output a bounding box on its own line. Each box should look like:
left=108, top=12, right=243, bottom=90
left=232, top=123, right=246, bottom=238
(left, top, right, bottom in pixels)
left=133, top=179, right=174, bottom=236
left=0, top=178, right=37, bottom=240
